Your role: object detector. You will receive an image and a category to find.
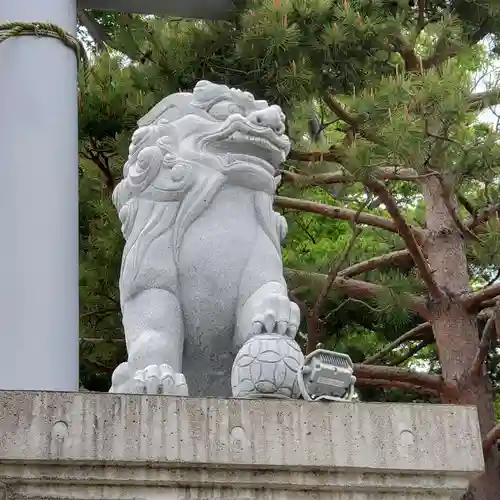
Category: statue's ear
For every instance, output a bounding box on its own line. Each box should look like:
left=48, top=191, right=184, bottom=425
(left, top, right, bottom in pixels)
left=138, top=93, right=193, bottom=127
left=192, top=80, right=230, bottom=106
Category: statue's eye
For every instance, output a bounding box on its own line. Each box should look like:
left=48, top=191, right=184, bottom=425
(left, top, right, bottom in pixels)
left=208, top=101, right=245, bottom=120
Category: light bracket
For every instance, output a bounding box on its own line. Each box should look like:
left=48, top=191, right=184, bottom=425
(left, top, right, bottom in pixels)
left=297, top=349, right=356, bottom=402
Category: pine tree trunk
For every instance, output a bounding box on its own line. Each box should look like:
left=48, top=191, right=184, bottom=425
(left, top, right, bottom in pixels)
left=306, top=312, right=324, bottom=354
left=422, top=177, right=500, bottom=500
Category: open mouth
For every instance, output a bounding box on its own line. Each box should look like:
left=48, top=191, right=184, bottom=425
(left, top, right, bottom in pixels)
left=218, top=132, right=287, bottom=171
left=201, top=116, right=290, bottom=172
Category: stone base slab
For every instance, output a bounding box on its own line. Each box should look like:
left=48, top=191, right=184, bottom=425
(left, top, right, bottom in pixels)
left=0, top=391, right=484, bottom=500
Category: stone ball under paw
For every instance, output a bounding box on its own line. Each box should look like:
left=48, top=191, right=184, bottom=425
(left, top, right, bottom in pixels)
left=231, top=334, right=304, bottom=399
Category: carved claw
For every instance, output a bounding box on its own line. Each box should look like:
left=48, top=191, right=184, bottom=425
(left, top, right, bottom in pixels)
left=130, top=364, right=189, bottom=396
left=251, top=294, right=300, bottom=339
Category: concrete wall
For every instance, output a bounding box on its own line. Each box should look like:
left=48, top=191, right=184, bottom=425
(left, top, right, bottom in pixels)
left=0, top=391, right=484, bottom=500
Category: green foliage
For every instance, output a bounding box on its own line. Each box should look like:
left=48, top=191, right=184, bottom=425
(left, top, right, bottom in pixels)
left=78, top=0, right=500, bottom=402
left=79, top=160, right=125, bottom=391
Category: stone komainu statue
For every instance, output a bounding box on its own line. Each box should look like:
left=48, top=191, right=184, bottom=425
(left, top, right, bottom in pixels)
left=109, top=80, right=300, bottom=398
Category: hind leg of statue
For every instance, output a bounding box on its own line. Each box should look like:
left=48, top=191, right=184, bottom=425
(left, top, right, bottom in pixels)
left=109, top=288, right=188, bottom=396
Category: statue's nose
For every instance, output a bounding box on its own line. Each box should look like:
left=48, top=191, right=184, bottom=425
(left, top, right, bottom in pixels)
left=248, top=105, right=286, bottom=135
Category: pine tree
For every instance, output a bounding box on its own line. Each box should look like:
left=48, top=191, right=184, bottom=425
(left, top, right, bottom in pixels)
left=78, top=1, right=500, bottom=497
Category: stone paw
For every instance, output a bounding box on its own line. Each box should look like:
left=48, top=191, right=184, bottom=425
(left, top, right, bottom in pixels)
left=251, top=293, right=300, bottom=339
left=109, top=361, right=130, bottom=393
left=130, top=364, right=189, bottom=396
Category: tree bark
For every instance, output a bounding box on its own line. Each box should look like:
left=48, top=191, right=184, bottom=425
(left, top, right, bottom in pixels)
left=275, top=196, right=401, bottom=234
left=421, top=176, right=500, bottom=500
left=306, top=311, right=324, bottom=354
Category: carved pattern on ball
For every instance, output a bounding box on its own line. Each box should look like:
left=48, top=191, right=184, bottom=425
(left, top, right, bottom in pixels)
left=231, top=334, right=304, bottom=399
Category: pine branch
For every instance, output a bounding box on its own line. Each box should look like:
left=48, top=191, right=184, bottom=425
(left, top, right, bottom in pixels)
left=417, top=0, right=425, bottom=30
left=339, top=249, right=412, bottom=278
left=457, top=194, right=476, bottom=217
left=422, top=45, right=460, bottom=69
left=486, top=269, right=500, bottom=288
left=323, top=297, right=374, bottom=320
left=333, top=275, right=429, bottom=319
left=80, top=338, right=125, bottom=343
left=389, top=339, right=433, bottom=366
left=288, top=288, right=309, bottom=321
left=356, top=377, right=439, bottom=396
left=274, top=196, right=399, bottom=233
left=467, top=203, right=500, bottom=230
left=281, top=169, right=353, bottom=185
left=80, top=307, right=120, bottom=319
left=286, top=212, right=316, bottom=244
left=390, top=28, right=460, bottom=72
left=364, top=177, right=441, bottom=298
left=83, top=143, right=115, bottom=192
left=288, top=149, right=343, bottom=163
left=354, top=363, right=445, bottom=393
left=391, top=32, right=422, bottom=72
left=362, top=322, right=432, bottom=364
left=286, top=269, right=383, bottom=299
left=285, top=269, right=429, bottom=319
left=86, top=359, right=114, bottom=372
left=77, top=10, right=111, bottom=51
left=362, top=308, right=494, bottom=369
left=77, top=10, right=145, bottom=61
left=311, top=203, right=365, bottom=319
left=469, top=88, right=500, bottom=111
left=496, top=310, right=500, bottom=343
left=321, top=94, right=384, bottom=145
left=322, top=94, right=358, bottom=124
left=462, top=283, right=500, bottom=310
left=281, top=167, right=426, bottom=187
left=439, top=179, right=480, bottom=242
left=402, top=20, right=487, bottom=72
left=479, top=299, right=498, bottom=311
left=469, top=314, right=496, bottom=379
left=311, top=233, right=360, bottom=317
left=483, top=424, right=500, bottom=457
left=419, top=26, right=464, bottom=70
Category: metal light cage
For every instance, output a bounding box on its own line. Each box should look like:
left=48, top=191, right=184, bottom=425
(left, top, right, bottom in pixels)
left=297, top=349, right=356, bottom=402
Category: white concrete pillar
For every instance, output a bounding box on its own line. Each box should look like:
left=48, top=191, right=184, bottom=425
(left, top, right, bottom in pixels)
left=0, top=0, right=79, bottom=390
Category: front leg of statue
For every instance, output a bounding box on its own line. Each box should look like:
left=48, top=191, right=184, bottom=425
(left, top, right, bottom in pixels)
left=109, top=105, right=195, bottom=396
left=234, top=203, right=300, bottom=348
left=233, top=282, right=303, bottom=400
left=109, top=288, right=188, bottom=396
left=235, top=281, right=300, bottom=348
left=231, top=192, right=303, bottom=399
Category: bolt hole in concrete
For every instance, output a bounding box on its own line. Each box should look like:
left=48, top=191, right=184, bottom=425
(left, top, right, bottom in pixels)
left=230, top=426, right=248, bottom=449
left=399, top=429, right=415, bottom=446
left=51, top=421, right=69, bottom=440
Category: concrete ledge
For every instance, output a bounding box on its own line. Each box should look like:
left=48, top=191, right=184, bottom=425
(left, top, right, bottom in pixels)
left=0, top=391, right=484, bottom=500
